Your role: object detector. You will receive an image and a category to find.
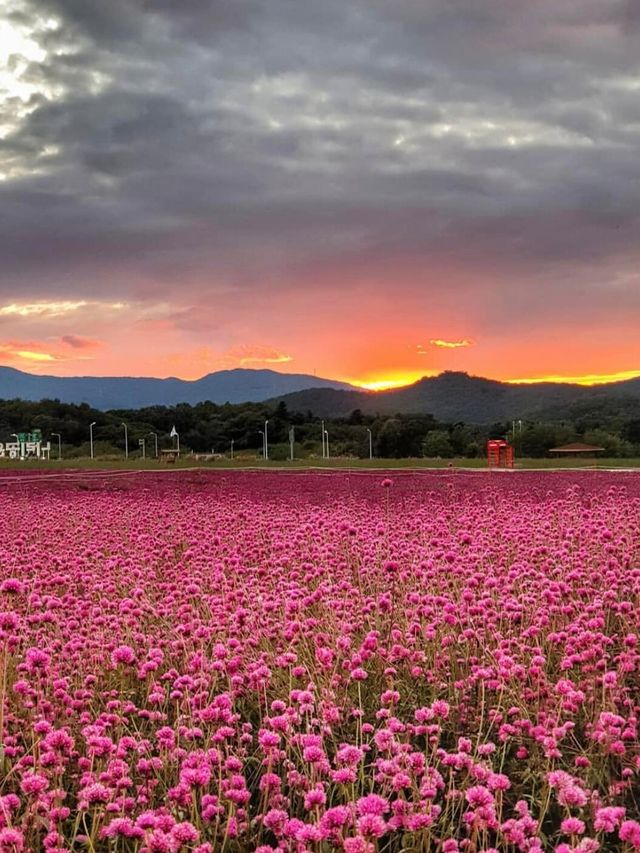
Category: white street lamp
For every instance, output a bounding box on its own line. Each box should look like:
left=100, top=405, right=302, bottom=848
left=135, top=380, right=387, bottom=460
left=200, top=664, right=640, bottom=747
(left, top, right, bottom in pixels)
left=89, top=422, right=96, bottom=459
left=324, top=429, right=329, bottom=460
left=51, top=432, right=62, bottom=460
left=170, top=425, right=180, bottom=455
left=230, top=439, right=234, bottom=460
left=121, top=422, right=128, bottom=459
left=289, top=426, right=295, bottom=461
left=139, top=438, right=145, bottom=459
left=11, top=433, right=22, bottom=460
left=366, top=427, right=373, bottom=460
left=264, top=419, right=269, bottom=460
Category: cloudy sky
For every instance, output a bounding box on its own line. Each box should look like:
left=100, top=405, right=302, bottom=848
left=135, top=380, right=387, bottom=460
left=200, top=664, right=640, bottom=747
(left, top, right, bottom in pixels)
left=1, top=0, right=639, bottom=387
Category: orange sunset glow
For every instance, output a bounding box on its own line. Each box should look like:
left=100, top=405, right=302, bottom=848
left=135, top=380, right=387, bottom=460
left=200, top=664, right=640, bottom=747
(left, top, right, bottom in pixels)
left=0, top=0, right=638, bottom=394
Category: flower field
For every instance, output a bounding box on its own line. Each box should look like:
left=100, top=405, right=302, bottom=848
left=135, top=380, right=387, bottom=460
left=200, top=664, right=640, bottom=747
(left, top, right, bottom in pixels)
left=0, top=470, right=639, bottom=852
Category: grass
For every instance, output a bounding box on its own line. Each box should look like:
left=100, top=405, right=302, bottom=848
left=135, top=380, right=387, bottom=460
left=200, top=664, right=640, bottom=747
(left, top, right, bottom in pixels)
left=2, top=455, right=640, bottom=472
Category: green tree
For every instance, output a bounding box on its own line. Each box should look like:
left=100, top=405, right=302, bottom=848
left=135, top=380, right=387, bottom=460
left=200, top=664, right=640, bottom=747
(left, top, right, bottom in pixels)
left=422, top=430, right=454, bottom=458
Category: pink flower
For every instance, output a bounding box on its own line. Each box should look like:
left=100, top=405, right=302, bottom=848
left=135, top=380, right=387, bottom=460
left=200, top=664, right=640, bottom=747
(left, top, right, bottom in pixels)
left=619, top=820, right=640, bottom=848
left=357, top=813, right=387, bottom=838
left=357, top=795, right=389, bottom=817
left=20, top=772, right=49, bottom=795
left=0, top=828, right=24, bottom=851
left=465, top=786, right=494, bottom=808
left=561, top=817, right=585, bottom=835
left=111, top=645, right=136, bottom=666
left=594, top=807, right=626, bottom=833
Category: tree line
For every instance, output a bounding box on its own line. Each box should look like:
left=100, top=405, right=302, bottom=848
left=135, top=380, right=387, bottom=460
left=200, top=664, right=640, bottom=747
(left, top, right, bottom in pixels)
left=0, top=397, right=639, bottom=458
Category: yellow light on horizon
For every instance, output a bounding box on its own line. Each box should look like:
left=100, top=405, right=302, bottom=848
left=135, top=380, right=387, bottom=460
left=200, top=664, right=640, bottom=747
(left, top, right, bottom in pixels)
left=350, top=372, right=432, bottom=391
left=14, top=350, right=57, bottom=362
left=506, top=369, right=640, bottom=386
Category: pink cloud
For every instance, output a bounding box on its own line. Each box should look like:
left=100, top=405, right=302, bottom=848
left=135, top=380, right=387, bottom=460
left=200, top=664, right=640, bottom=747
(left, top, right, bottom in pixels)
left=59, top=335, right=103, bottom=350
left=221, top=345, right=293, bottom=367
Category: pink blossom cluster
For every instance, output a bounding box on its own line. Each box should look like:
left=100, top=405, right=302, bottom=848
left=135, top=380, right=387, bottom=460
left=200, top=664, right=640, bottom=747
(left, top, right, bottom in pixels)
left=0, top=470, right=638, bottom=851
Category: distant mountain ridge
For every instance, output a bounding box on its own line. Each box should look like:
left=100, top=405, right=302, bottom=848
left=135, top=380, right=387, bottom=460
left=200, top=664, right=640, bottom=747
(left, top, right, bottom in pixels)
left=270, top=371, right=640, bottom=424
left=0, top=367, right=354, bottom=410
left=2, top=366, right=640, bottom=422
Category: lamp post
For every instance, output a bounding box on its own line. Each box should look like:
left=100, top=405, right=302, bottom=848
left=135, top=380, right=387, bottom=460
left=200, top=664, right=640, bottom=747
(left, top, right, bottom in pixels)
left=89, top=422, right=96, bottom=459
left=264, top=419, right=269, bottom=461
left=11, top=433, right=22, bottom=460
left=321, top=420, right=325, bottom=458
left=289, top=426, right=295, bottom=461
left=149, top=432, right=158, bottom=458
left=230, top=439, right=234, bottom=460
left=121, top=422, right=128, bottom=459
left=139, top=438, right=145, bottom=459
left=324, top=429, right=329, bottom=460
left=366, top=427, right=373, bottom=460
left=170, top=425, right=180, bottom=455
left=51, top=432, right=62, bottom=460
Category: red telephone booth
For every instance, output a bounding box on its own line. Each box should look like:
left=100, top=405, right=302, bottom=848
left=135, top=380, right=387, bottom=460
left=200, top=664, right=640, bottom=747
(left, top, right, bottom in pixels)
left=487, top=439, right=514, bottom=468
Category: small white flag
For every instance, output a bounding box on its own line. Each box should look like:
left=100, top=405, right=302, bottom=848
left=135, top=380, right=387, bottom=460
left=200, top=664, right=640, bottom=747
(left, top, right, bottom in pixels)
left=170, top=426, right=178, bottom=438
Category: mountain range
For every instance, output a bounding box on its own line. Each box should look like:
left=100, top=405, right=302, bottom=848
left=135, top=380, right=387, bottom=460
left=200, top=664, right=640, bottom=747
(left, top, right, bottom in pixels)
left=1, top=366, right=640, bottom=423
left=0, top=367, right=353, bottom=410
left=272, top=371, right=640, bottom=424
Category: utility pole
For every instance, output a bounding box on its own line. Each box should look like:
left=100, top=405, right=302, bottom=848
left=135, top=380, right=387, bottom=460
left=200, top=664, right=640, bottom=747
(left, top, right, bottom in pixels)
left=122, top=422, right=129, bottom=459
left=324, top=428, right=329, bottom=459
left=90, top=422, right=96, bottom=459
left=139, top=438, right=145, bottom=459
left=264, top=419, right=269, bottom=460
left=366, top=427, right=373, bottom=460
left=289, top=426, right=295, bottom=461
left=230, top=439, right=234, bottom=460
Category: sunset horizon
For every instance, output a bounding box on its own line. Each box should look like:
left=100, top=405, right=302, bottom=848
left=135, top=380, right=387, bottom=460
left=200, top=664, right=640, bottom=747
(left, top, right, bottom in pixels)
left=1, top=1, right=639, bottom=401
left=4, top=357, right=640, bottom=392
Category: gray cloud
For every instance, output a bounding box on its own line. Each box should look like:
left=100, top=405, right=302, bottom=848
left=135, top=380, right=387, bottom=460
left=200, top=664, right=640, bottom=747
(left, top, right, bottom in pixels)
left=0, top=0, right=639, bottom=335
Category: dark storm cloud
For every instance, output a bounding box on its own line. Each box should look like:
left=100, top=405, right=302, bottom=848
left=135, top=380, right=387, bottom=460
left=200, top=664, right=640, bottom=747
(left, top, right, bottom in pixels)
left=1, top=0, right=639, bottom=330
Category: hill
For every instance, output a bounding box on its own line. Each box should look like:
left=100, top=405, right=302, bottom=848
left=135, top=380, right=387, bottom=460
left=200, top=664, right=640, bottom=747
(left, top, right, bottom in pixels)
left=0, top=367, right=354, bottom=410
left=270, top=371, right=640, bottom=423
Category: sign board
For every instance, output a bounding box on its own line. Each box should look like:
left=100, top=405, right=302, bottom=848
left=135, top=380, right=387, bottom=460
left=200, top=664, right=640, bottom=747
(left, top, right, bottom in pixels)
left=0, top=433, right=51, bottom=460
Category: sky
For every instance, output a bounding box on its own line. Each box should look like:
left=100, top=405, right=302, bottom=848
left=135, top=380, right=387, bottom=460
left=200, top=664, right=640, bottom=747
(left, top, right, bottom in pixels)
left=0, top=0, right=639, bottom=389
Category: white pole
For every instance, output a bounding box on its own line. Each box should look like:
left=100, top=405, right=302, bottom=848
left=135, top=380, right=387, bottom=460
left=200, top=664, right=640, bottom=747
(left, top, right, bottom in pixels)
left=367, top=427, right=372, bottom=459
left=264, top=420, right=269, bottom=460
left=122, top=422, right=128, bottom=458
left=90, top=422, right=96, bottom=459
left=325, top=429, right=329, bottom=459
left=289, top=426, right=295, bottom=461
left=230, top=439, right=234, bottom=459
left=11, top=433, right=22, bottom=460
left=150, top=432, right=158, bottom=458
left=321, top=420, right=325, bottom=458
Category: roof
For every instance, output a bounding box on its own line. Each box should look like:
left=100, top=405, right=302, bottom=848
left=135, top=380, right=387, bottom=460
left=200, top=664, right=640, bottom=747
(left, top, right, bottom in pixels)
left=548, top=442, right=606, bottom=453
